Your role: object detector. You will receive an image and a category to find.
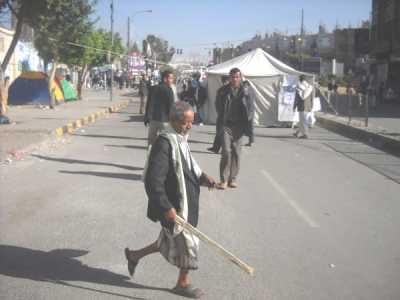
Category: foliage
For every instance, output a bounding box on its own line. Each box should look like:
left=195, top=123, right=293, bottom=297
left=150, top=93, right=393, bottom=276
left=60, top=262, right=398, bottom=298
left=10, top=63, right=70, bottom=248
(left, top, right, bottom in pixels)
left=33, top=0, right=95, bottom=63
left=0, top=0, right=48, bottom=72
left=143, top=34, right=175, bottom=63
left=63, top=28, right=124, bottom=68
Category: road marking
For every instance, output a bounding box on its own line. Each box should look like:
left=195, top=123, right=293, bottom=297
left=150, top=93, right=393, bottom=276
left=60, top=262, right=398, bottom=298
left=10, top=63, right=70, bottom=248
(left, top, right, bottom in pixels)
left=261, top=169, right=319, bottom=228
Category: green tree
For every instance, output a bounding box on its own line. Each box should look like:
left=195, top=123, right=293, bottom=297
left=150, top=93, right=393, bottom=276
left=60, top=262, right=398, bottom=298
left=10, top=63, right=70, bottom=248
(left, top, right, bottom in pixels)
left=33, top=0, right=95, bottom=107
left=63, top=28, right=125, bottom=99
left=143, top=34, right=175, bottom=64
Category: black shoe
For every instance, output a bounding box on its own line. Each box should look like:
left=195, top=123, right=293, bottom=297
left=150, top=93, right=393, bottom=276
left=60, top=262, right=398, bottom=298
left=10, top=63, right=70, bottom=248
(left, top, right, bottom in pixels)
left=207, top=147, right=219, bottom=154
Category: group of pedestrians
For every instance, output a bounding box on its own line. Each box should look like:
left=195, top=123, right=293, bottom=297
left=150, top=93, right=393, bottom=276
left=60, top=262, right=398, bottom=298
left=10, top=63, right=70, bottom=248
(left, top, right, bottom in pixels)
left=179, top=73, right=208, bottom=125
left=124, top=67, right=255, bottom=298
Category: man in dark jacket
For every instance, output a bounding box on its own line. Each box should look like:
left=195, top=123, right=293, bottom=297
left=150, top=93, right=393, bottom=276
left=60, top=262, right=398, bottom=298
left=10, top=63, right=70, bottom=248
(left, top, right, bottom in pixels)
left=145, top=70, right=175, bottom=146
left=186, top=73, right=207, bottom=125
left=216, top=68, right=251, bottom=189
left=125, top=101, right=216, bottom=298
left=207, top=75, right=229, bottom=153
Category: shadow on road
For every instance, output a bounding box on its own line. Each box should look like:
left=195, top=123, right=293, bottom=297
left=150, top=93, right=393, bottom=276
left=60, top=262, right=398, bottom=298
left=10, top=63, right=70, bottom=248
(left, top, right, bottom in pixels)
left=0, top=245, right=171, bottom=299
left=59, top=170, right=142, bottom=181
left=73, top=133, right=147, bottom=141
left=105, top=144, right=147, bottom=151
left=122, top=115, right=144, bottom=123
left=190, top=149, right=216, bottom=155
left=188, top=139, right=212, bottom=145
left=254, top=134, right=296, bottom=139
left=32, top=155, right=143, bottom=171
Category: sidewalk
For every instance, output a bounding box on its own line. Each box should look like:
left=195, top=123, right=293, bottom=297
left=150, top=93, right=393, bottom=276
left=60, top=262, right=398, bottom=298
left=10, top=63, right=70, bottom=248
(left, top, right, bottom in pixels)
left=316, top=102, right=400, bottom=157
left=0, top=89, right=133, bottom=163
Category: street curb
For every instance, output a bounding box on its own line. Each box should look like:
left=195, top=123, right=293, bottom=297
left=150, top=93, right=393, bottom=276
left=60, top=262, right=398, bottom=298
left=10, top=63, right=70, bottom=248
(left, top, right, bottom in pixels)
left=54, top=100, right=129, bottom=137
left=316, top=113, right=400, bottom=157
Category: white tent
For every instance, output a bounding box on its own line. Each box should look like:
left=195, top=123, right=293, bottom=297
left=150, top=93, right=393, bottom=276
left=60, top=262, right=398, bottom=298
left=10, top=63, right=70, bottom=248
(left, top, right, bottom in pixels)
left=204, top=48, right=312, bottom=126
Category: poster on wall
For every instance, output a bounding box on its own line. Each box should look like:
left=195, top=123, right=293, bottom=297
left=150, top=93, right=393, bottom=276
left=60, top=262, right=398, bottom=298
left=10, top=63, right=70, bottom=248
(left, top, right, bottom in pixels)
left=278, top=75, right=298, bottom=122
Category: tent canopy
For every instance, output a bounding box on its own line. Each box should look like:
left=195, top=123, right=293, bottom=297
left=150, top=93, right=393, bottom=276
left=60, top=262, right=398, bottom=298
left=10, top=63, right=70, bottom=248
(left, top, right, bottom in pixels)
left=204, top=48, right=312, bottom=126
left=207, top=48, right=309, bottom=77
left=8, top=71, right=64, bottom=105
left=60, top=79, right=77, bottom=101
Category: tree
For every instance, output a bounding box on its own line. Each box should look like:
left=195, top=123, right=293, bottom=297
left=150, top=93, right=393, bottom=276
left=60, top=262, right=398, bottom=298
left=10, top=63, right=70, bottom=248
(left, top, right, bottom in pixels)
left=0, top=0, right=47, bottom=117
left=33, top=0, right=95, bottom=107
left=62, top=28, right=125, bottom=99
left=143, top=34, right=175, bottom=64
left=0, top=0, right=47, bottom=72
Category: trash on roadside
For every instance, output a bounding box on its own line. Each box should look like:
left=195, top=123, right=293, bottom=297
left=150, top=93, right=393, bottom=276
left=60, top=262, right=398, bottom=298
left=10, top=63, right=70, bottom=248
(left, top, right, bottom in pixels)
left=7, top=149, right=20, bottom=158
left=0, top=115, right=11, bottom=124
left=329, top=264, right=336, bottom=268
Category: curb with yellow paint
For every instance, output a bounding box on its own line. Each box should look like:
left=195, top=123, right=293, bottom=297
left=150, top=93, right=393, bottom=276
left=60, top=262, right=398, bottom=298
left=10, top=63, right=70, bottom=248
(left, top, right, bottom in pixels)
left=54, top=100, right=129, bottom=138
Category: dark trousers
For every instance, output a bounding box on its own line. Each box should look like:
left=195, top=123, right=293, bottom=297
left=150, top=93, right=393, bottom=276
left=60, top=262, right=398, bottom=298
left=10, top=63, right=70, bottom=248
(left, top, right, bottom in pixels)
left=245, top=119, right=254, bottom=143
left=211, top=121, right=222, bottom=151
left=220, top=126, right=243, bottom=182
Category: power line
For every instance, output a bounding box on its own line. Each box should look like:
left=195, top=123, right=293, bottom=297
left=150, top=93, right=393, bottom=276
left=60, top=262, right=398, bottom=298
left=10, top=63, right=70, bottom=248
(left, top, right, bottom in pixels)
left=48, top=37, right=169, bottom=65
left=175, top=37, right=251, bottom=47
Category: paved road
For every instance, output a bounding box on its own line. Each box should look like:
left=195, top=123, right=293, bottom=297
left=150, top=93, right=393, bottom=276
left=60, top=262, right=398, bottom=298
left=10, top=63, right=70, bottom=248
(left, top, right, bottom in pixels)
left=1, top=102, right=400, bottom=300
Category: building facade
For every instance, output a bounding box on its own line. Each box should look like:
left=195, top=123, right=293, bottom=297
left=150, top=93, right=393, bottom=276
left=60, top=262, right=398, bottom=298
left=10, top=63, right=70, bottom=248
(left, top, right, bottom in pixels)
left=370, top=0, right=400, bottom=90
left=0, top=26, right=18, bottom=81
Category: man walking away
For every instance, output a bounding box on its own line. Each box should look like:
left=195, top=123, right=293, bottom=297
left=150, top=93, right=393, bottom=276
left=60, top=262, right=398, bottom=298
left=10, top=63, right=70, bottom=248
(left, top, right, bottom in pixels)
left=138, top=75, right=148, bottom=114
left=216, top=68, right=251, bottom=189
left=187, top=73, right=207, bottom=125
left=293, top=75, right=313, bottom=139
left=125, top=102, right=216, bottom=299
left=146, top=70, right=175, bottom=146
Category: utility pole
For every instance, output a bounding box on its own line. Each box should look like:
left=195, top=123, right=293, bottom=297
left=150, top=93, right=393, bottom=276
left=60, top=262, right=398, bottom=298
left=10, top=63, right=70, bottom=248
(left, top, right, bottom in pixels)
left=110, top=0, right=114, bottom=101
left=127, top=16, right=130, bottom=51
left=299, top=8, right=304, bottom=71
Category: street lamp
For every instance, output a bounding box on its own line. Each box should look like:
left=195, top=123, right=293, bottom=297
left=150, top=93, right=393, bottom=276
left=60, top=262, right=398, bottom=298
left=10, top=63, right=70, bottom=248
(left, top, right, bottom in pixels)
left=297, top=37, right=303, bottom=70
left=127, top=10, right=152, bottom=50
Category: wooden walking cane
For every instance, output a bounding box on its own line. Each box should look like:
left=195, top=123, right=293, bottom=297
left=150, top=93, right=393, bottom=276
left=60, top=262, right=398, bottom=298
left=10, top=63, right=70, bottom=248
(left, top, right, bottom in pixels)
left=175, top=215, right=255, bottom=276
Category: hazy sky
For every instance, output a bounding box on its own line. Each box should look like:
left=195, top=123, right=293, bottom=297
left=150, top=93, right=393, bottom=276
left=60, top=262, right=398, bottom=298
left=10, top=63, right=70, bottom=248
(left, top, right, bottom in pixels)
left=95, top=0, right=371, bottom=57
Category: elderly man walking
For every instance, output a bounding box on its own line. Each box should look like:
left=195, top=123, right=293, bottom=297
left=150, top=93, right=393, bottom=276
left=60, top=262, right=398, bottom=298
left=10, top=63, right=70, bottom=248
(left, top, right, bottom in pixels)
left=215, top=68, right=251, bottom=189
left=125, top=101, right=216, bottom=299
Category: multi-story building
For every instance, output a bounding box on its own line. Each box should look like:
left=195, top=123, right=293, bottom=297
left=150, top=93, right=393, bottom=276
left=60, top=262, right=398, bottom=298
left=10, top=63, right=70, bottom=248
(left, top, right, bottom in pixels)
left=370, top=0, right=400, bottom=89
left=334, top=27, right=369, bottom=74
